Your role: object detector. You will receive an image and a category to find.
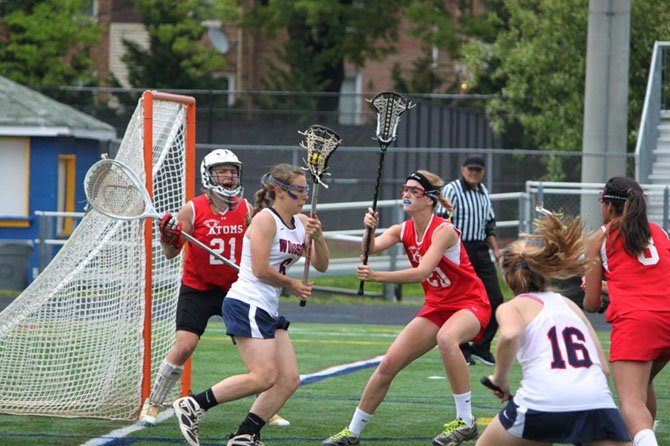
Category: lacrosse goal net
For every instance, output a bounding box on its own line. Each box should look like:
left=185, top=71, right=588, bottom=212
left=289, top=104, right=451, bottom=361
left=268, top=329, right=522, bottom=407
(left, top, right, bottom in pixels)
left=0, top=91, right=195, bottom=419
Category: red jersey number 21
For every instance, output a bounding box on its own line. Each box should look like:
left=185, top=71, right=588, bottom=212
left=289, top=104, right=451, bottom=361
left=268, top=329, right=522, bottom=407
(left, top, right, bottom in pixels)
left=210, top=238, right=235, bottom=265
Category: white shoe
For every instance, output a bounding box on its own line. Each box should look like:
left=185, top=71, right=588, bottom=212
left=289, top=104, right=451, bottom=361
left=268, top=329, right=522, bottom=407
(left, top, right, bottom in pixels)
left=268, top=414, right=290, bottom=427
left=139, top=398, right=159, bottom=427
left=227, top=433, right=264, bottom=445
left=172, top=396, right=204, bottom=446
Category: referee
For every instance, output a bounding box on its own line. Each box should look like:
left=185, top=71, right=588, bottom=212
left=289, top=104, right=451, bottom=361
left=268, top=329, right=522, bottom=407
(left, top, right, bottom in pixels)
left=436, top=154, right=503, bottom=366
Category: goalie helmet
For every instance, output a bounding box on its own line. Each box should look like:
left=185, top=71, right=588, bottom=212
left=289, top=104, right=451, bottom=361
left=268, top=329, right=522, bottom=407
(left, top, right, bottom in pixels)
left=201, top=148, right=243, bottom=209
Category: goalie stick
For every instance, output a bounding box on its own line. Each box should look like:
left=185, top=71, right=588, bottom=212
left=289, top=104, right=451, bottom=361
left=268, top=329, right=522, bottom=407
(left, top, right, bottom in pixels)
left=358, top=91, right=415, bottom=295
left=84, top=158, right=239, bottom=271
left=299, top=124, right=342, bottom=307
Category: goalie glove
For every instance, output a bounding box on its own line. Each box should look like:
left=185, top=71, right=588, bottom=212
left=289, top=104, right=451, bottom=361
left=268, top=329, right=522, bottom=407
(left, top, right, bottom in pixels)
left=160, top=213, right=183, bottom=250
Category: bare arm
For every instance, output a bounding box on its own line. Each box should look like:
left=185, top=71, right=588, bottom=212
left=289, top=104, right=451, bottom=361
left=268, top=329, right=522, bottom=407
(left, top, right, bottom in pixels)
left=488, top=301, right=525, bottom=400
left=360, top=208, right=401, bottom=255
left=486, top=234, right=501, bottom=260
left=357, top=223, right=457, bottom=284
left=298, top=213, right=329, bottom=272
left=583, top=230, right=605, bottom=313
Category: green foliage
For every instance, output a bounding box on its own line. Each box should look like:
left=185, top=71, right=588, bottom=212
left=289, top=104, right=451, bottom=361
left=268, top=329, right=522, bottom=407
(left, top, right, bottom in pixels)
left=462, top=0, right=670, bottom=153
left=0, top=0, right=100, bottom=88
left=238, top=0, right=410, bottom=112
left=392, top=55, right=445, bottom=94
left=404, top=0, right=462, bottom=56
left=124, top=0, right=227, bottom=89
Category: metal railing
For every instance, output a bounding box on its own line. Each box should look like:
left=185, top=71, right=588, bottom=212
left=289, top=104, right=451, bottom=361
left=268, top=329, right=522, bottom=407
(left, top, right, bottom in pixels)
left=32, top=181, right=670, bottom=299
left=34, top=192, right=524, bottom=299
left=636, top=41, right=670, bottom=183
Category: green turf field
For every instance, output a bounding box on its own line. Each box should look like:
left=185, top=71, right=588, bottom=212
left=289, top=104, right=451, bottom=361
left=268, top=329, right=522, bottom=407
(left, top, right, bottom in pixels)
left=0, top=321, right=667, bottom=446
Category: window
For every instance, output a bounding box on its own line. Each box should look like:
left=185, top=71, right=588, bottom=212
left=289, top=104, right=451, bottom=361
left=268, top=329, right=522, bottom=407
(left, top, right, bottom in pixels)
left=0, top=137, right=30, bottom=226
left=339, top=71, right=363, bottom=125
left=57, top=155, right=76, bottom=236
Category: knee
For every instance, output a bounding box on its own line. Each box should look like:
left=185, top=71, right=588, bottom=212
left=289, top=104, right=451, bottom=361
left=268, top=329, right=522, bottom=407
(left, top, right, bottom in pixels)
left=282, top=372, right=301, bottom=393
left=252, top=367, right=278, bottom=392
left=375, top=358, right=401, bottom=381
left=171, top=341, right=197, bottom=362
left=436, top=330, right=459, bottom=352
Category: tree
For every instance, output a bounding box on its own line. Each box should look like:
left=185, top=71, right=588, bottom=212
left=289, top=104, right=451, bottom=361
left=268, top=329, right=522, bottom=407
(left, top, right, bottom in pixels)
left=0, top=0, right=100, bottom=88
left=391, top=0, right=467, bottom=93
left=461, top=0, right=670, bottom=153
left=239, top=0, right=410, bottom=113
left=123, top=0, right=227, bottom=89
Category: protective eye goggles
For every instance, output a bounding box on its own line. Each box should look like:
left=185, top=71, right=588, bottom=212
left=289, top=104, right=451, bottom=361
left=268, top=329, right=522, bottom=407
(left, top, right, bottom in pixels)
left=262, top=174, right=310, bottom=199
left=286, top=184, right=310, bottom=198
left=401, top=185, right=426, bottom=198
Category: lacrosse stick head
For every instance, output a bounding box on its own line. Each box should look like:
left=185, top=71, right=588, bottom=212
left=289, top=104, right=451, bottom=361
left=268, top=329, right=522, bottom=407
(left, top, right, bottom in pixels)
left=367, top=91, right=415, bottom=149
left=84, top=159, right=157, bottom=220
left=298, top=124, right=342, bottom=188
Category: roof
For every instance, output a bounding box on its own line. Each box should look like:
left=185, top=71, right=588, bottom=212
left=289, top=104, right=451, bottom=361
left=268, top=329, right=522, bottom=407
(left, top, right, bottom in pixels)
left=0, top=76, right=116, bottom=141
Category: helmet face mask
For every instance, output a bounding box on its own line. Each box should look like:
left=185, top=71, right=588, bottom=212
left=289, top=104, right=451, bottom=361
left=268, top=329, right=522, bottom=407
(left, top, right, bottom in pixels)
left=201, top=149, right=243, bottom=209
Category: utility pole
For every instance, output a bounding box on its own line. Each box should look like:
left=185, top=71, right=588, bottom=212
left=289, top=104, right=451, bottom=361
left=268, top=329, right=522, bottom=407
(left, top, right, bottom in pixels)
left=581, top=0, right=631, bottom=230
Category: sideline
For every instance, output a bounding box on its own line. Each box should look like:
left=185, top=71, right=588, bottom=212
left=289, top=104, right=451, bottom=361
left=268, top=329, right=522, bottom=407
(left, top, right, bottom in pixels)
left=80, top=355, right=384, bottom=446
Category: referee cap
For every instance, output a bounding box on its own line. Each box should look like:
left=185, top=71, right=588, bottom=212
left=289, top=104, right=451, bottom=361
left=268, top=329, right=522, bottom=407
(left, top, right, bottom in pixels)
left=463, top=155, right=485, bottom=168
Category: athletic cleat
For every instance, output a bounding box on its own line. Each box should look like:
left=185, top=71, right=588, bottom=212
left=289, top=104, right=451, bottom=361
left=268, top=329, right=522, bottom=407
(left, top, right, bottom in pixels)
left=432, top=418, right=478, bottom=446
left=470, top=350, right=495, bottom=366
left=227, top=433, right=264, bottom=446
left=321, top=427, right=360, bottom=446
left=172, top=396, right=204, bottom=446
left=139, top=398, right=160, bottom=426
left=268, top=413, right=290, bottom=427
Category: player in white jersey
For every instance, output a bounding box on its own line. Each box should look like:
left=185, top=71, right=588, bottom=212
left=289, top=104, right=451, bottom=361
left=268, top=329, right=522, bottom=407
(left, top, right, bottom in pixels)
left=172, top=164, right=329, bottom=446
left=476, top=209, right=630, bottom=446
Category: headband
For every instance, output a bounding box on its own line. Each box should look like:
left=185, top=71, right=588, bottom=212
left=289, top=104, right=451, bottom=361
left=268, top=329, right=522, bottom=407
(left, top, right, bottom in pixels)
left=602, top=193, right=627, bottom=202
left=406, top=172, right=441, bottom=202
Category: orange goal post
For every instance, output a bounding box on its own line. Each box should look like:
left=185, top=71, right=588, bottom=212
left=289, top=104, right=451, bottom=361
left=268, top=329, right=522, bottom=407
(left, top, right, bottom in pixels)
left=0, top=91, right=195, bottom=419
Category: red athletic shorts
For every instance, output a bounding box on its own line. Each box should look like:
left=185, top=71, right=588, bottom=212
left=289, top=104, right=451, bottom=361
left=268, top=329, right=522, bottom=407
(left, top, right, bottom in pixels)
left=416, top=301, right=491, bottom=343
left=610, top=310, right=670, bottom=362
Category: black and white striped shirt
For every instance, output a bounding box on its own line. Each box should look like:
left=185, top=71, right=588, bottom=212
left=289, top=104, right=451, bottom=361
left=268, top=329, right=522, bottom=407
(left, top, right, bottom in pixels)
left=436, top=178, right=496, bottom=242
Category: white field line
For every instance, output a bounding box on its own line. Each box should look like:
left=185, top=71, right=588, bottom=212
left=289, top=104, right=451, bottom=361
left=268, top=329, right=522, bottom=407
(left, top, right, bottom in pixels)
left=80, top=355, right=384, bottom=446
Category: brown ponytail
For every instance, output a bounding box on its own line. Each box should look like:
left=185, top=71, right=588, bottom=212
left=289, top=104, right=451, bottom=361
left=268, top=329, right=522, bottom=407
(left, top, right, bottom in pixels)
left=501, top=209, right=587, bottom=295
left=602, top=176, right=650, bottom=256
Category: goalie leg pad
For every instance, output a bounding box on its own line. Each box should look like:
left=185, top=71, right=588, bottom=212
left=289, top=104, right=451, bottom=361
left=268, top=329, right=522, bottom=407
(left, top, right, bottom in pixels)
left=149, top=360, right=184, bottom=404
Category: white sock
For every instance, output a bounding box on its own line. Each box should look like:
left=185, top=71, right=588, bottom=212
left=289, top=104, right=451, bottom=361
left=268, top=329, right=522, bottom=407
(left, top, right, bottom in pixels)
left=634, top=428, right=658, bottom=446
left=149, top=360, right=183, bottom=404
left=453, top=391, right=474, bottom=426
left=348, top=407, right=373, bottom=436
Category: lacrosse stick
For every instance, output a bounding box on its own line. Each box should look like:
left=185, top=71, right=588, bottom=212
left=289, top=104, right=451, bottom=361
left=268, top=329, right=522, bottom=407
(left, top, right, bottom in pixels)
left=84, top=158, right=239, bottom=271
left=481, top=376, right=513, bottom=399
left=299, top=124, right=342, bottom=306
left=358, top=91, right=415, bottom=295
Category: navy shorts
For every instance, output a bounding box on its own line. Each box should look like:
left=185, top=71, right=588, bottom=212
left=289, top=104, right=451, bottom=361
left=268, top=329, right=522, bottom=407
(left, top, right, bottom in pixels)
left=175, top=284, right=226, bottom=336
left=498, top=397, right=630, bottom=444
left=223, top=297, right=290, bottom=341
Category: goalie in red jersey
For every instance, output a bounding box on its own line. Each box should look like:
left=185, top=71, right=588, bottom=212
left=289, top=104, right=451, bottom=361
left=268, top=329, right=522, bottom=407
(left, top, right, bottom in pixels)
left=139, top=149, right=289, bottom=429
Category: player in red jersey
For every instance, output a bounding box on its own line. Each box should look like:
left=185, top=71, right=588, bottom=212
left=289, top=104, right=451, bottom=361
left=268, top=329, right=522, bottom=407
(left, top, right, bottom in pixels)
left=140, top=148, right=288, bottom=428
left=583, top=176, right=670, bottom=446
left=322, top=170, right=490, bottom=446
